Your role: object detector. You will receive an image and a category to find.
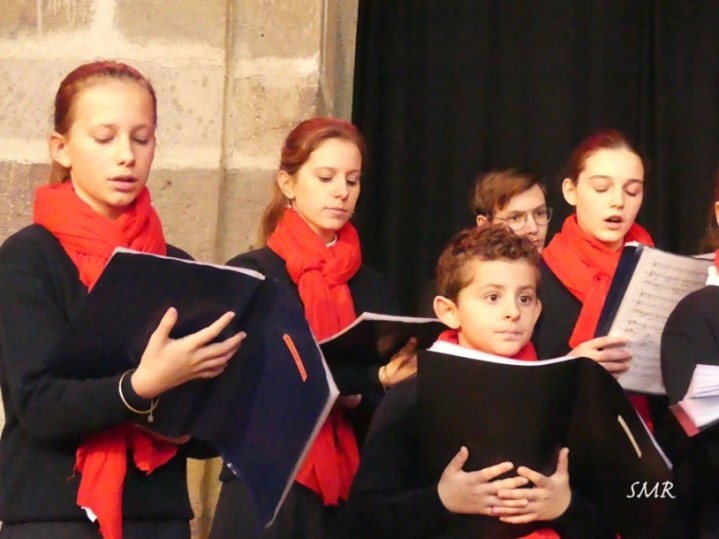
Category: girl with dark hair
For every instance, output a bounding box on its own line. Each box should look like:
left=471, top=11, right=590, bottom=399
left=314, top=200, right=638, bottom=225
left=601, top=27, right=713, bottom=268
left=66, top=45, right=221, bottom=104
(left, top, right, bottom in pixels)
left=0, top=60, right=245, bottom=539
left=532, top=130, right=654, bottom=426
left=211, top=117, right=417, bottom=539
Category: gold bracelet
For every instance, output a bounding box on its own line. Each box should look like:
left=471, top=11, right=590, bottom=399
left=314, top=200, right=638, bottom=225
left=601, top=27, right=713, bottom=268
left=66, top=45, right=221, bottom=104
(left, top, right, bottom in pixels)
left=118, top=369, right=159, bottom=423
left=378, top=365, right=389, bottom=391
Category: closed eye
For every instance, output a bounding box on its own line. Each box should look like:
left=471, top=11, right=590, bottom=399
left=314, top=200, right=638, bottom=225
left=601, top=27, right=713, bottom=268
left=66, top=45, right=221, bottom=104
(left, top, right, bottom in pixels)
left=625, top=184, right=643, bottom=197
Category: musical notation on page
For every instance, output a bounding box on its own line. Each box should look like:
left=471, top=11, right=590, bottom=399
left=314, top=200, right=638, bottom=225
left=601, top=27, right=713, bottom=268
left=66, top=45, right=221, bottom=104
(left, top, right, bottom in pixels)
left=597, top=245, right=713, bottom=395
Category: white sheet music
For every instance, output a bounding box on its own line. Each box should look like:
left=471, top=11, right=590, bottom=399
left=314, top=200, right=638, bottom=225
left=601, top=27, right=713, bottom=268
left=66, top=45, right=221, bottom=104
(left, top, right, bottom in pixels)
left=607, top=247, right=712, bottom=395
left=676, top=364, right=719, bottom=430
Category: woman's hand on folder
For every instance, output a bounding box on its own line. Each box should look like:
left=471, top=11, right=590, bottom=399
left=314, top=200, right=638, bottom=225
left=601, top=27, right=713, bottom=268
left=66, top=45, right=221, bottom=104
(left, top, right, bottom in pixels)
left=437, top=446, right=529, bottom=516
left=131, top=307, right=247, bottom=399
left=570, top=335, right=631, bottom=376
left=496, top=447, right=572, bottom=523
left=379, top=337, right=418, bottom=388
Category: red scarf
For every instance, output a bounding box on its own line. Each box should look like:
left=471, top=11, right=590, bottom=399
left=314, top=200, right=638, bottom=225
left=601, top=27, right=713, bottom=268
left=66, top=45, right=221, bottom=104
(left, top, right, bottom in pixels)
left=436, top=330, right=558, bottom=539
left=543, top=214, right=654, bottom=430
left=436, top=329, right=538, bottom=361
left=267, top=208, right=362, bottom=505
left=34, top=182, right=176, bottom=539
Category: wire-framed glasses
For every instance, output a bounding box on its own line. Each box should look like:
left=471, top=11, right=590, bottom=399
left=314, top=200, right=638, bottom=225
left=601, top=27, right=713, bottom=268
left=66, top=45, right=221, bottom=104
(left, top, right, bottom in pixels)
left=493, top=206, right=553, bottom=231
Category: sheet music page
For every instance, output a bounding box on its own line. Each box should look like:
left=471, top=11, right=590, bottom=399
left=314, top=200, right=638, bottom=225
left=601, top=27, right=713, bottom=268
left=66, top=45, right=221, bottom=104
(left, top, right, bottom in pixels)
left=608, top=248, right=712, bottom=394
left=687, top=364, right=719, bottom=398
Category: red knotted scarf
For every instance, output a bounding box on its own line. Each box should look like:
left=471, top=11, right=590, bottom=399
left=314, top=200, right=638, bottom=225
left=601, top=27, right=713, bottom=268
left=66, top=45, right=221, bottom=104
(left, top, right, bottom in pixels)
left=34, top=181, right=176, bottom=539
left=436, top=330, right=558, bottom=539
left=543, top=214, right=654, bottom=430
left=267, top=208, right=362, bottom=505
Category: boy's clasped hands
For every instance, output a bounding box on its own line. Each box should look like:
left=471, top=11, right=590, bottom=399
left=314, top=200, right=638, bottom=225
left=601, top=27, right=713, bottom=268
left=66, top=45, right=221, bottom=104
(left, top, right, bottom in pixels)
left=437, top=445, right=571, bottom=524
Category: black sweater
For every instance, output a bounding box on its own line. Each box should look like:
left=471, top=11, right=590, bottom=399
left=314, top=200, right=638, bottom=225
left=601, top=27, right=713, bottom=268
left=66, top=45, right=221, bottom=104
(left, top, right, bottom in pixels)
left=532, top=260, right=582, bottom=359
left=0, top=225, right=207, bottom=524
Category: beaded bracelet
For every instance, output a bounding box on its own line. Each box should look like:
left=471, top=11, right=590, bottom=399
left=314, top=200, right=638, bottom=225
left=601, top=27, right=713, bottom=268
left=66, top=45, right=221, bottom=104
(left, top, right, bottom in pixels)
left=118, top=369, right=159, bottom=423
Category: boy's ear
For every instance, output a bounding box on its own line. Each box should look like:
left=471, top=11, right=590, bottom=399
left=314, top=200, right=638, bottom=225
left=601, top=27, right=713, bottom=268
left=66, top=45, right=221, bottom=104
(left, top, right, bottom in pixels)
left=475, top=214, right=489, bottom=227
left=433, top=295, right=460, bottom=329
left=49, top=131, right=71, bottom=169
left=277, top=170, right=295, bottom=201
left=714, top=201, right=719, bottom=226
left=561, top=178, right=577, bottom=207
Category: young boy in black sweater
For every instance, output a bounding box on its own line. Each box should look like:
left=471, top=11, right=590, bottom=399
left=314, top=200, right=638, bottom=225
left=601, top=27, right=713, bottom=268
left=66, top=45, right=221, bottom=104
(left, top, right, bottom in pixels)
left=347, top=224, right=613, bottom=538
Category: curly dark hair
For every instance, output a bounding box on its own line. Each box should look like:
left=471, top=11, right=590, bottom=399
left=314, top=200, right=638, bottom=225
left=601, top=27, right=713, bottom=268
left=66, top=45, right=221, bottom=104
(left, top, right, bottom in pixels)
left=436, top=224, right=541, bottom=302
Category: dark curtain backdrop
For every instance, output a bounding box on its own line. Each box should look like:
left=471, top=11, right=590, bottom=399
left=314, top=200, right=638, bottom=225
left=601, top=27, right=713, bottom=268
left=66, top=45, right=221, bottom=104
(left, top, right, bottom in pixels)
left=352, top=0, right=719, bottom=312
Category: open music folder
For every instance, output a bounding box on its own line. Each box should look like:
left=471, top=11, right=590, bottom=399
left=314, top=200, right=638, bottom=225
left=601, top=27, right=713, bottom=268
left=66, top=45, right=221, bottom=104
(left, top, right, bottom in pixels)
left=318, top=312, right=446, bottom=365
left=418, top=341, right=674, bottom=539
left=45, top=248, right=338, bottom=529
left=594, top=242, right=713, bottom=395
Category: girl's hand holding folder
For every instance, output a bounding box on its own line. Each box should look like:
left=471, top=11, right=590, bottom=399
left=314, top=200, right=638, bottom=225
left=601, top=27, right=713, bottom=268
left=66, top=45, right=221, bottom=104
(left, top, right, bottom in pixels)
left=131, top=307, right=247, bottom=399
left=571, top=335, right=631, bottom=376
left=379, top=337, right=418, bottom=388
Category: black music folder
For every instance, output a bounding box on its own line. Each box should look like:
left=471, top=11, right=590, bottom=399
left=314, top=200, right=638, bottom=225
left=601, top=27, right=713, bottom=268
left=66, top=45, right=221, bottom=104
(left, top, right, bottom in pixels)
left=418, top=342, right=675, bottom=539
left=318, top=312, right=446, bottom=365
left=46, top=248, right=337, bottom=528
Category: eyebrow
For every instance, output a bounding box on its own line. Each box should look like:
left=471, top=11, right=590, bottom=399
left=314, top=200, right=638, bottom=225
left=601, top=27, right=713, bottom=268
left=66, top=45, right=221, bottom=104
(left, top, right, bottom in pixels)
left=313, top=166, right=362, bottom=175
left=477, top=283, right=505, bottom=291
left=587, top=174, right=643, bottom=184
left=501, top=204, right=547, bottom=215
left=477, top=284, right=536, bottom=292
left=517, top=285, right=537, bottom=293
left=89, top=123, right=154, bottom=131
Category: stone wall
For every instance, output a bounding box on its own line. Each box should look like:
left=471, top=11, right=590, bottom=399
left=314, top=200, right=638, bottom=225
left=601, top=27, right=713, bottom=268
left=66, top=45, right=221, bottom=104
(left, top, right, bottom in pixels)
left=0, top=1, right=358, bottom=536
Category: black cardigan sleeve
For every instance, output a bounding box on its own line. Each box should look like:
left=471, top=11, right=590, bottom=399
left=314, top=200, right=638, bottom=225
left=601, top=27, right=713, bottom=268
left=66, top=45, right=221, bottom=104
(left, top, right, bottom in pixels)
left=347, top=377, right=452, bottom=538
left=532, top=261, right=582, bottom=359
left=0, top=227, right=146, bottom=444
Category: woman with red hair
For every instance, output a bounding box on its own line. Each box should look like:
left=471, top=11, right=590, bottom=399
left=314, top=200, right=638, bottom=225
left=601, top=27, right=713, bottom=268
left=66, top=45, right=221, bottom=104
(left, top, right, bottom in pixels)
left=0, top=60, right=244, bottom=539
left=211, top=118, right=417, bottom=539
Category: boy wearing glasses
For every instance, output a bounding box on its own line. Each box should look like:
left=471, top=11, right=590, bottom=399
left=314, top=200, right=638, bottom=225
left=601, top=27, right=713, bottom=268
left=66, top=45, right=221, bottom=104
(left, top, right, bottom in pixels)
left=473, top=169, right=552, bottom=253
left=415, top=169, right=551, bottom=315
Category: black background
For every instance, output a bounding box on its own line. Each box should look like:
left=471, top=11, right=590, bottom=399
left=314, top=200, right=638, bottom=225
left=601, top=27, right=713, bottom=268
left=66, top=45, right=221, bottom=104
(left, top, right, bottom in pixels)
left=352, top=1, right=719, bottom=311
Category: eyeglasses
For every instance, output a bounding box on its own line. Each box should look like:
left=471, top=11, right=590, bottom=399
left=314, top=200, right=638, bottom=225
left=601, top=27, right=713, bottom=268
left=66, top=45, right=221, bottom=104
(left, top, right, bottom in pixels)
left=492, top=206, right=553, bottom=231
